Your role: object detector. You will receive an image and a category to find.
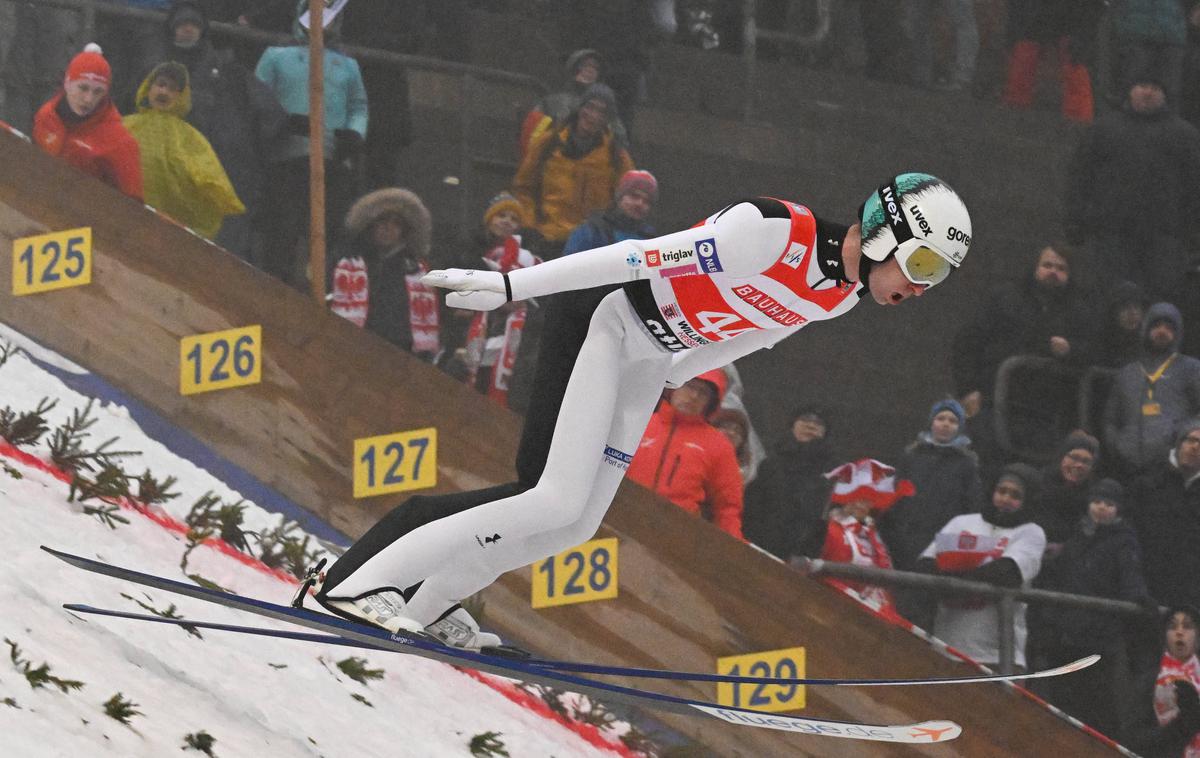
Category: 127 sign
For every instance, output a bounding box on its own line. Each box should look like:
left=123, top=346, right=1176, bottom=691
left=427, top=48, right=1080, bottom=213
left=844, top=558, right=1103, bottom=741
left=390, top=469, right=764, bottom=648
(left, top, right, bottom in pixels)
left=12, top=227, right=92, bottom=295
left=532, top=538, right=618, bottom=608
left=353, top=428, right=437, bottom=498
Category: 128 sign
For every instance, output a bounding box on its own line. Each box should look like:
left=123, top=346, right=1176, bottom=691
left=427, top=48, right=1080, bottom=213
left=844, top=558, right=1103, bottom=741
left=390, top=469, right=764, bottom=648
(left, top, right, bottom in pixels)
left=12, top=227, right=92, bottom=295
left=532, top=538, right=618, bottom=608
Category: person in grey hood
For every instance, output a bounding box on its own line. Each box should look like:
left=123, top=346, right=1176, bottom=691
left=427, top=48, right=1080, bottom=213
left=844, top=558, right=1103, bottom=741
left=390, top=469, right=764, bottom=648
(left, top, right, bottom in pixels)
left=1104, top=302, right=1200, bottom=477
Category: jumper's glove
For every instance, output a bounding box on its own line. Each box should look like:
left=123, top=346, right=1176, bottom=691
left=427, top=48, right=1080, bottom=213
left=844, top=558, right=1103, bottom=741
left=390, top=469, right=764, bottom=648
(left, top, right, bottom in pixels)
left=422, top=268, right=508, bottom=311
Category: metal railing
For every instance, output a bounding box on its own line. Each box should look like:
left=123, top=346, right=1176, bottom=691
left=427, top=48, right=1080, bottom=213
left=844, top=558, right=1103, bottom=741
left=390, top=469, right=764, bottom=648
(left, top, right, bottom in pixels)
left=5, top=0, right=549, bottom=231
left=740, top=0, right=832, bottom=121
left=802, top=558, right=1153, bottom=675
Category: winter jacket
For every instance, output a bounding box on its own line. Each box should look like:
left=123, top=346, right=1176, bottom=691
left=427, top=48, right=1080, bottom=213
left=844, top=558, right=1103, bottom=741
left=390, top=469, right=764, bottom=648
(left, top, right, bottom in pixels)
left=918, top=507, right=1047, bottom=667
left=330, top=188, right=437, bottom=355
left=1067, top=103, right=1200, bottom=240
left=1110, top=0, right=1187, bottom=45
left=1130, top=458, right=1200, bottom=609
left=124, top=64, right=245, bottom=238
left=1036, top=517, right=1151, bottom=649
left=255, top=43, right=368, bottom=162
left=160, top=2, right=287, bottom=212
left=742, top=437, right=834, bottom=560
left=881, top=435, right=982, bottom=571
left=33, top=93, right=143, bottom=200
left=512, top=124, right=635, bottom=246
left=951, top=268, right=1099, bottom=399
left=1028, top=466, right=1095, bottom=545
left=562, top=207, right=655, bottom=256
left=1104, top=303, right=1200, bottom=473
left=626, top=375, right=744, bottom=539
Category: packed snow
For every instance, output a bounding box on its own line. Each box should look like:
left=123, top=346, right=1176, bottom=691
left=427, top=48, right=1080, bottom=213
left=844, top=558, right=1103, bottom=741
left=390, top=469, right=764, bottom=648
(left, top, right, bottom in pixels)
left=0, top=329, right=631, bottom=757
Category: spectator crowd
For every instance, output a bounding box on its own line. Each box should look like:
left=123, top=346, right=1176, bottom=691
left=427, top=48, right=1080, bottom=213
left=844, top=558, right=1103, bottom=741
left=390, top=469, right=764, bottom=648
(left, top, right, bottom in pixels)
left=2, top=0, right=1200, bottom=749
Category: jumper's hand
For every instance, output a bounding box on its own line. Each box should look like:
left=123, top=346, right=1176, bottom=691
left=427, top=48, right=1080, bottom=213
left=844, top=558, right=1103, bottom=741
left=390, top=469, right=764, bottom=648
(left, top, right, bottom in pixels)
left=421, top=268, right=505, bottom=294
left=445, top=290, right=508, bottom=311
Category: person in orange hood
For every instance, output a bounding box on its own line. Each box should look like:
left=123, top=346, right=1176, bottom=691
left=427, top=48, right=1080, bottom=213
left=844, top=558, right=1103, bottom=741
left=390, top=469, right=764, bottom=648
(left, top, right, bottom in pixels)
left=32, top=43, right=142, bottom=200
left=626, top=368, right=745, bottom=538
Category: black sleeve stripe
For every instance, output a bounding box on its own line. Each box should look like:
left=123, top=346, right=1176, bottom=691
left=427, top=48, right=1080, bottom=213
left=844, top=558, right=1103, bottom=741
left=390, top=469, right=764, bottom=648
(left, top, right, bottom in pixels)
left=713, top=197, right=790, bottom=221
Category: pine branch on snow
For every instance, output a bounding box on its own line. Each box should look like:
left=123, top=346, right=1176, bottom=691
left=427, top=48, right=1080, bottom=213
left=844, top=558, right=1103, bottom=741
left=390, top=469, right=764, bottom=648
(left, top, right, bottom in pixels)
left=335, top=656, right=384, bottom=685
left=0, top=397, right=56, bottom=446
left=5, top=638, right=85, bottom=693
left=182, top=730, right=217, bottom=756
left=102, top=692, right=142, bottom=724
left=468, top=731, right=510, bottom=757
left=47, top=400, right=138, bottom=474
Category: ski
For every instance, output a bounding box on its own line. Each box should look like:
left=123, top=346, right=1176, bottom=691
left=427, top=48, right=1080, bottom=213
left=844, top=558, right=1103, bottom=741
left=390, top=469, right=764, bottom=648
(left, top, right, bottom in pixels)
left=63, top=601, right=1098, bottom=689
left=44, top=545, right=961, bottom=743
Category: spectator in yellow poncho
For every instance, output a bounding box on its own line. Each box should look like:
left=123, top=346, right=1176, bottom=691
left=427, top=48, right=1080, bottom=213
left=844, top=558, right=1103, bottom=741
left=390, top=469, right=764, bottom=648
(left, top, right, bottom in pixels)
left=124, top=61, right=244, bottom=239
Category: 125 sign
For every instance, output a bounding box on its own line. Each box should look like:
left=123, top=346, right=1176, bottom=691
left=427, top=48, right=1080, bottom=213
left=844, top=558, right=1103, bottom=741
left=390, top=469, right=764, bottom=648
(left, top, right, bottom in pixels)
left=532, top=538, right=618, bottom=608
left=12, top=227, right=92, bottom=295
left=179, top=326, right=262, bottom=395
left=716, top=647, right=806, bottom=713
left=353, top=428, right=437, bottom=498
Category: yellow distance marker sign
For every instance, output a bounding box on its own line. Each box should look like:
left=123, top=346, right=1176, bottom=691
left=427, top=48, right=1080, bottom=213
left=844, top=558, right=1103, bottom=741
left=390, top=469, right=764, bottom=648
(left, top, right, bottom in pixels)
left=717, top=647, right=806, bottom=713
left=353, top=428, right=437, bottom=498
left=532, top=537, right=618, bottom=608
left=179, top=326, right=262, bottom=395
left=12, top=227, right=92, bottom=295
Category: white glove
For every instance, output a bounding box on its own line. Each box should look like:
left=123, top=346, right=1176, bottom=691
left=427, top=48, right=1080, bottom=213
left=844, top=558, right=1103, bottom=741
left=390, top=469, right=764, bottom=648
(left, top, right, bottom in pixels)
left=445, top=290, right=508, bottom=311
left=421, top=268, right=506, bottom=294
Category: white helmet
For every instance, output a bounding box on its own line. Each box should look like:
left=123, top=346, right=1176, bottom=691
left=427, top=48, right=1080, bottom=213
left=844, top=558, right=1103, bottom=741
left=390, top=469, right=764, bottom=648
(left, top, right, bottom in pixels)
left=859, top=173, right=971, bottom=288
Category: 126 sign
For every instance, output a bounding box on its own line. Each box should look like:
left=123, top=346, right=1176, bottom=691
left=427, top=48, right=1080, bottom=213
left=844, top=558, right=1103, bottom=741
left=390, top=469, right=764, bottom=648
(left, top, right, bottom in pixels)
left=532, top=538, right=618, bottom=608
left=716, top=647, right=806, bottom=713
left=179, top=326, right=262, bottom=395
left=353, top=428, right=437, bottom=498
left=12, top=227, right=92, bottom=295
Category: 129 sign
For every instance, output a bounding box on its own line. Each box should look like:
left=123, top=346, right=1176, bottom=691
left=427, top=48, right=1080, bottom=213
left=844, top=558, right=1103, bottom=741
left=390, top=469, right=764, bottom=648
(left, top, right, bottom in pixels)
left=12, top=227, right=92, bottom=295
left=532, top=538, right=618, bottom=608
left=353, top=428, right=437, bottom=498
left=179, top=326, right=262, bottom=395
left=716, top=647, right=807, bottom=713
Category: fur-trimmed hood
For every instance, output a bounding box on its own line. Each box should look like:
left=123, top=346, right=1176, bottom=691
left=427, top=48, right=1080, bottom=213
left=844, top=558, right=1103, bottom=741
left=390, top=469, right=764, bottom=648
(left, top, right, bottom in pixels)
left=345, top=188, right=431, bottom=259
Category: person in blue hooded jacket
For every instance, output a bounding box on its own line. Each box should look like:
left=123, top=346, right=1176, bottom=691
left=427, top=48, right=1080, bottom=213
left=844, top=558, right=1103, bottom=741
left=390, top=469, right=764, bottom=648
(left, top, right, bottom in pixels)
left=254, top=0, right=368, bottom=289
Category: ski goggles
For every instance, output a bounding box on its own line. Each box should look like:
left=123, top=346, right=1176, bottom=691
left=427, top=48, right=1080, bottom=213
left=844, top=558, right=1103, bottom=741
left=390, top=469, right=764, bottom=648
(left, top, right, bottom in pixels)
left=869, top=182, right=957, bottom=288
left=892, top=238, right=955, bottom=288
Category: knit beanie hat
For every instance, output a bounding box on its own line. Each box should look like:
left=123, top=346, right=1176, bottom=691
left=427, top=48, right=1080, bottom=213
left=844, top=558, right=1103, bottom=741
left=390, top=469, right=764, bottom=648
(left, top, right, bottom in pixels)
left=169, top=1, right=206, bottom=31
left=576, top=83, right=617, bottom=118
left=1088, top=478, right=1125, bottom=511
left=1177, top=418, right=1200, bottom=448
left=1057, top=431, right=1100, bottom=462
left=565, top=48, right=601, bottom=77
left=996, top=462, right=1041, bottom=503
left=616, top=170, right=658, bottom=203
left=928, top=398, right=965, bottom=428
left=483, top=192, right=525, bottom=228
left=65, top=43, right=111, bottom=87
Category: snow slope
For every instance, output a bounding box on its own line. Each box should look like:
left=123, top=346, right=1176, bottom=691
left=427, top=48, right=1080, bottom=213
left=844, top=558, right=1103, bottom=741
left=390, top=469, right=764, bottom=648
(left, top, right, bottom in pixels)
left=0, top=333, right=634, bottom=758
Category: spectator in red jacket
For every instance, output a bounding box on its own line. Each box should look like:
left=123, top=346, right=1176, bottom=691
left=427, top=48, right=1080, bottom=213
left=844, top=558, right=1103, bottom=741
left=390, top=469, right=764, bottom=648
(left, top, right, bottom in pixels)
left=626, top=368, right=744, bottom=538
left=32, top=43, right=143, bottom=200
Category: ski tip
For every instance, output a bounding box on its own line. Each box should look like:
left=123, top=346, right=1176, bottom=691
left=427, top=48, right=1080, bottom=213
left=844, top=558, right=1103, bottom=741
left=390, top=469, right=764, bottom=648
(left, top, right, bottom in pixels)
left=1055, top=654, right=1101, bottom=675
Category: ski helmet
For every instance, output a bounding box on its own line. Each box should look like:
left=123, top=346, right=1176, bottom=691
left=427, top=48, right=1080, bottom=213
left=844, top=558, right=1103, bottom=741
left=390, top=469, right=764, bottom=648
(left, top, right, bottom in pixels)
left=859, top=173, right=971, bottom=288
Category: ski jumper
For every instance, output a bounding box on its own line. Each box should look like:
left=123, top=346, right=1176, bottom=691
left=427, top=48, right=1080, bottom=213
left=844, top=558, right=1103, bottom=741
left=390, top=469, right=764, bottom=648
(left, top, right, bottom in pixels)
left=319, top=198, right=865, bottom=624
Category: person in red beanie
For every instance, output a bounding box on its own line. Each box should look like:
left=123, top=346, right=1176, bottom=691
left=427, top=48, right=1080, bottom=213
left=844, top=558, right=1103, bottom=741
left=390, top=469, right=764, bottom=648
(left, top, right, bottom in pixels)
left=32, top=43, right=143, bottom=200
left=625, top=368, right=745, bottom=539
left=561, top=169, right=658, bottom=256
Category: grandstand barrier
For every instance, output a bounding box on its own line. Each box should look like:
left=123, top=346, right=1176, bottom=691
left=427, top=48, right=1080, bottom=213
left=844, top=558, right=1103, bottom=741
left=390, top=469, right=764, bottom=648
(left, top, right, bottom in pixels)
left=0, top=124, right=1126, bottom=755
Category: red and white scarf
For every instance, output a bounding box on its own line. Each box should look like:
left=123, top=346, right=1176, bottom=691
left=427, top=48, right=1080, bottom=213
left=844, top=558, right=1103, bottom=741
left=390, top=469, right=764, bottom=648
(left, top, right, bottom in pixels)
left=331, top=256, right=440, bottom=356
left=820, top=512, right=895, bottom=615
left=1155, top=653, right=1200, bottom=756
left=461, top=236, right=540, bottom=406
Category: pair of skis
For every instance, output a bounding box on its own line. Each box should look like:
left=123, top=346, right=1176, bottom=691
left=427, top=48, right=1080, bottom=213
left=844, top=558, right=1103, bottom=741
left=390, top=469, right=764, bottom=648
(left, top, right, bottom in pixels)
left=44, top=546, right=1098, bottom=744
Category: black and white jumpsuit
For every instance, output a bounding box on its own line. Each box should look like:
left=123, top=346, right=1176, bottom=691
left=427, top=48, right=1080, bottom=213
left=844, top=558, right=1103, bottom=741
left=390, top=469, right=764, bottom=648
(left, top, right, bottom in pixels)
left=318, top=198, right=865, bottom=625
